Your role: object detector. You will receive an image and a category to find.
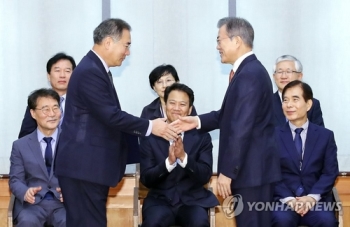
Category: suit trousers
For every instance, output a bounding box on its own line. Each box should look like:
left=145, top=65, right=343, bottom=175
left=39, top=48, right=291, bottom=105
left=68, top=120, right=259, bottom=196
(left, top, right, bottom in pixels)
left=58, top=176, right=109, bottom=227
left=233, top=183, right=273, bottom=227
left=15, top=199, right=65, bottom=227
left=142, top=196, right=209, bottom=227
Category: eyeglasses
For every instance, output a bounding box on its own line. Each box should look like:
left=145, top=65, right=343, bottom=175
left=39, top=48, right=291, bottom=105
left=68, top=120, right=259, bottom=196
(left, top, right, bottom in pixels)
left=155, top=79, right=175, bottom=86
left=36, top=106, right=60, bottom=116
left=274, top=70, right=301, bottom=77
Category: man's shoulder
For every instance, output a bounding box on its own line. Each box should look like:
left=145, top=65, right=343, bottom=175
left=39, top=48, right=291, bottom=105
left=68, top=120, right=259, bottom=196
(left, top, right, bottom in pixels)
left=309, top=122, right=332, bottom=135
left=13, top=130, right=36, bottom=146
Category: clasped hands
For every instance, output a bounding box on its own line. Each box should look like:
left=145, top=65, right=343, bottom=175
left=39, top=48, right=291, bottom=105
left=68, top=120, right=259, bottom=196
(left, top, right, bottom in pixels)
left=168, top=136, right=186, bottom=164
left=24, top=186, right=64, bottom=204
left=287, top=196, right=316, bottom=216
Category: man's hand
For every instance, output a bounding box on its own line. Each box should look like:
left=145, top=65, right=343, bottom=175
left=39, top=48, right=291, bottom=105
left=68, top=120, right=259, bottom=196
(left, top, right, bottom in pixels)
left=286, top=198, right=297, bottom=211
left=217, top=173, right=232, bottom=199
left=171, top=116, right=198, bottom=132
left=152, top=118, right=178, bottom=141
left=173, top=137, right=186, bottom=161
left=295, top=196, right=316, bottom=216
left=24, top=186, right=42, bottom=204
left=168, top=143, right=176, bottom=165
left=56, top=187, right=63, bottom=202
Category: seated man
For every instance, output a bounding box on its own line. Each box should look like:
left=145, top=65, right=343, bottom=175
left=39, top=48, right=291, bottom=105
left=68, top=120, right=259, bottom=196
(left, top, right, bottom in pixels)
left=139, top=83, right=219, bottom=227
left=272, top=80, right=338, bottom=227
left=9, top=88, right=65, bottom=227
left=272, top=55, right=324, bottom=127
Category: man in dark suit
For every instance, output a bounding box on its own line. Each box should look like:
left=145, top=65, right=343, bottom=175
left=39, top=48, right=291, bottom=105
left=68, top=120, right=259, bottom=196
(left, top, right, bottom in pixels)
left=9, top=88, right=65, bottom=227
left=272, top=80, right=338, bottom=227
left=140, top=83, right=219, bottom=227
left=54, top=18, right=178, bottom=227
left=172, top=17, right=281, bottom=227
left=18, top=53, right=76, bottom=138
left=272, top=55, right=324, bottom=127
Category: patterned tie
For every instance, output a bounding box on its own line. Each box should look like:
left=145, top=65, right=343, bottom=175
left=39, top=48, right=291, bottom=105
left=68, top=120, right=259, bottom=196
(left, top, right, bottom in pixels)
left=294, top=128, right=304, bottom=166
left=59, top=97, right=64, bottom=127
left=43, top=137, right=53, bottom=174
left=229, top=69, right=235, bottom=83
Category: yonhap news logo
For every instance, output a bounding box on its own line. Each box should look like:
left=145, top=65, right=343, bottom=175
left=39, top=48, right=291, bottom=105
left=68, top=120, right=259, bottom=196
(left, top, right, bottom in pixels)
left=222, top=194, right=244, bottom=218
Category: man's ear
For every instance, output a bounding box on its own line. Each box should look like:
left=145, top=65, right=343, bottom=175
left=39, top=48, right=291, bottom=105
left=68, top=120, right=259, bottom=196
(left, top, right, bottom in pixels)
left=306, top=99, right=313, bottom=112
left=298, top=73, right=303, bottom=81
left=187, top=106, right=193, bottom=116
left=30, top=109, right=37, bottom=120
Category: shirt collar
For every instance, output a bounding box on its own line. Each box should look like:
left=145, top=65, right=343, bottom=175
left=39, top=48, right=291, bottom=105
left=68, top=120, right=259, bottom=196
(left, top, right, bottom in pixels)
left=289, top=120, right=309, bottom=133
left=37, top=128, right=59, bottom=142
left=232, top=51, right=254, bottom=72
left=91, top=49, right=109, bottom=73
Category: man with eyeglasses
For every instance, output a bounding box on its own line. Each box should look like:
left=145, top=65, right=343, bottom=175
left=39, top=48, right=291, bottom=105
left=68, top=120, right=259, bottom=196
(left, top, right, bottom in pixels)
left=272, top=55, right=324, bottom=127
left=9, top=88, right=66, bottom=227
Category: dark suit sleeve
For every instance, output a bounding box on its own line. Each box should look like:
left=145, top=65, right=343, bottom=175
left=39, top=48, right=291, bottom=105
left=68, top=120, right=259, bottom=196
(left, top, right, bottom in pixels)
left=309, top=99, right=324, bottom=127
left=309, top=131, right=338, bottom=196
left=78, top=68, right=149, bottom=135
left=183, top=133, right=213, bottom=185
left=139, top=137, right=170, bottom=188
left=199, top=110, right=220, bottom=132
left=18, top=106, right=37, bottom=138
left=9, top=141, right=29, bottom=203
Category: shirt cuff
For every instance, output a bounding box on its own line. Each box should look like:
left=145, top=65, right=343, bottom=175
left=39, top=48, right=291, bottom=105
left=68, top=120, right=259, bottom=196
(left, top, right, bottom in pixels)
left=280, top=196, right=295, bottom=204
left=307, top=194, right=321, bottom=202
left=196, top=116, right=201, bottom=129
left=165, top=157, right=177, bottom=172
left=145, top=120, right=152, bottom=136
left=177, top=153, right=188, bottom=168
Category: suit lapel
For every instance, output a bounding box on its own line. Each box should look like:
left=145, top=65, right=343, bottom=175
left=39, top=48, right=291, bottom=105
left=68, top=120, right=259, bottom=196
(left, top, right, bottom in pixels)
left=280, top=124, right=301, bottom=170
left=220, top=54, right=257, bottom=119
left=302, top=123, right=319, bottom=170
left=27, top=130, right=49, bottom=177
left=183, top=130, right=196, bottom=156
left=273, top=92, right=286, bottom=126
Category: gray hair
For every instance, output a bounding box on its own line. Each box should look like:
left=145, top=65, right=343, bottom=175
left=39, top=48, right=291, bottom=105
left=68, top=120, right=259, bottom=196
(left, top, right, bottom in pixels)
left=273, top=55, right=303, bottom=73
left=217, top=17, right=254, bottom=48
left=93, top=18, right=131, bottom=44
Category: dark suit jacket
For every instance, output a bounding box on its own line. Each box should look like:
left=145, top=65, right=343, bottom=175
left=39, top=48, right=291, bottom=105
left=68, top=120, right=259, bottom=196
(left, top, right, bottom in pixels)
left=199, top=54, right=281, bottom=189
left=55, top=50, right=149, bottom=187
left=139, top=129, right=219, bottom=209
left=273, top=92, right=324, bottom=127
left=18, top=106, right=37, bottom=138
left=274, top=122, right=338, bottom=201
left=9, top=129, right=62, bottom=219
left=140, top=97, right=198, bottom=120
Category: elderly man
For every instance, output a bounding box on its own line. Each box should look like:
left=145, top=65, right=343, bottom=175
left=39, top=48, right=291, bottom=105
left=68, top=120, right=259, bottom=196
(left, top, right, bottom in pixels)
left=10, top=88, right=65, bottom=227
left=272, top=80, right=338, bottom=227
left=272, top=55, right=324, bottom=127
left=172, top=17, right=280, bottom=227
left=18, top=52, right=76, bottom=138
left=54, top=18, right=178, bottom=227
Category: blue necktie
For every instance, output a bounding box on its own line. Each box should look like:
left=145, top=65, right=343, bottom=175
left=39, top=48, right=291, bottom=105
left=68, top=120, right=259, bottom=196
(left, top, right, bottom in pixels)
left=294, top=128, right=303, bottom=163
left=43, top=137, right=53, bottom=174
left=59, top=97, right=64, bottom=127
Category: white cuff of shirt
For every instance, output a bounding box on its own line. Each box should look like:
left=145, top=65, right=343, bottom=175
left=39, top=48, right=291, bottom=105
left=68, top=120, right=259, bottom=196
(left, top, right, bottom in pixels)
left=146, top=120, right=152, bottom=136
left=177, top=153, right=188, bottom=168
left=196, top=116, right=201, bottom=129
left=280, top=196, right=295, bottom=204
left=166, top=158, right=177, bottom=172
left=307, top=194, right=321, bottom=202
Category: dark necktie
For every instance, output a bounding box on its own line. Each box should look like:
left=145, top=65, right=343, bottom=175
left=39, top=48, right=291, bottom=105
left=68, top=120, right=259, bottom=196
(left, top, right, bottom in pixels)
left=59, top=97, right=64, bottom=127
left=108, top=71, right=114, bottom=87
left=43, top=137, right=53, bottom=175
left=229, top=69, right=235, bottom=83
left=294, top=128, right=304, bottom=166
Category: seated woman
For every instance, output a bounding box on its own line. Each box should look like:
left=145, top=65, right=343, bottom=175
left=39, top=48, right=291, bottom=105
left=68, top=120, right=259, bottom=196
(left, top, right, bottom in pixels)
left=141, top=64, right=197, bottom=119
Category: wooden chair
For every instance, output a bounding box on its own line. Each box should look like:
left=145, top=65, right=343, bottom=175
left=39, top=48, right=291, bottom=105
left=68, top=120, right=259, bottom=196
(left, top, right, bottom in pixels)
left=8, top=194, right=53, bottom=227
left=133, top=163, right=216, bottom=227
left=298, top=187, right=343, bottom=227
